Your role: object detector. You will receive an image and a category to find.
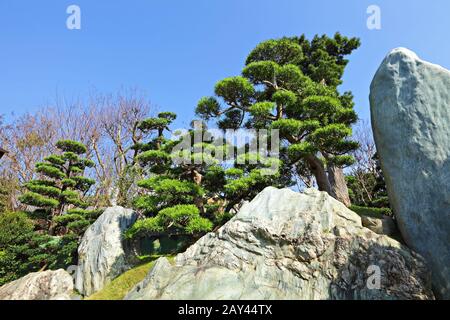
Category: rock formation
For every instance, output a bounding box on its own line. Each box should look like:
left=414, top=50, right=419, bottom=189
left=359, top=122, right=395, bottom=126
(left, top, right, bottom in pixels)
left=125, top=187, right=434, bottom=300
left=361, top=215, right=397, bottom=237
left=370, top=48, right=450, bottom=299
left=0, top=270, right=74, bottom=300
left=75, top=206, right=137, bottom=296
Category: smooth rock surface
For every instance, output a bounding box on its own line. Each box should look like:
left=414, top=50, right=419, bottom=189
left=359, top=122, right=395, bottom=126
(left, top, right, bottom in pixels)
left=361, top=215, right=397, bottom=237
left=0, top=270, right=74, bottom=300
left=75, top=206, right=137, bottom=296
left=125, top=187, right=434, bottom=300
left=370, top=48, right=450, bottom=299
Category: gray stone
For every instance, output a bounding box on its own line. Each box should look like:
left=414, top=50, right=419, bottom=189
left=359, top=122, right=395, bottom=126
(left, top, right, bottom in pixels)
left=0, top=270, right=74, bottom=300
left=125, top=187, right=434, bottom=300
left=361, top=215, right=397, bottom=237
left=370, top=48, right=450, bottom=299
left=75, top=206, right=137, bottom=296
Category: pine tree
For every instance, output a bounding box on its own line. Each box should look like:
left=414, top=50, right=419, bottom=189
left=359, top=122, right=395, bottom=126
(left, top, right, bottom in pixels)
left=221, top=135, right=290, bottom=211
left=196, top=34, right=360, bottom=206
left=126, top=113, right=222, bottom=240
left=19, top=140, right=96, bottom=235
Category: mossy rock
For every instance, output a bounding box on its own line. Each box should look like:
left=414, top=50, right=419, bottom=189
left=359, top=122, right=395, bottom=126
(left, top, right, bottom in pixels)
left=86, top=256, right=174, bottom=300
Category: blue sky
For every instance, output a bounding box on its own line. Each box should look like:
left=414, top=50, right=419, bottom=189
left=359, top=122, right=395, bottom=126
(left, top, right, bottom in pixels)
left=1, top=0, right=449, bottom=129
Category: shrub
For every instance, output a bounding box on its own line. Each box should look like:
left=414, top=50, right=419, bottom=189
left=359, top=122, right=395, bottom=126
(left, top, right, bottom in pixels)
left=350, top=205, right=392, bottom=218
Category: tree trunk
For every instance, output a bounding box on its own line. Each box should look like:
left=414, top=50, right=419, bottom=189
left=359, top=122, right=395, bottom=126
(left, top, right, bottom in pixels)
left=327, top=164, right=351, bottom=207
left=191, top=169, right=205, bottom=215
left=306, top=155, right=331, bottom=194
left=305, top=155, right=351, bottom=207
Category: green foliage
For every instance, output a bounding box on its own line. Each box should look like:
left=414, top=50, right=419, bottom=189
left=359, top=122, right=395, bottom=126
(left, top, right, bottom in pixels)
left=242, top=61, right=280, bottom=84
left=126, top=217, right=165, bottom=238
left=19, top=192, right=59, bottom=208
left=44, top=155, right=66, bottom=166
left=35, top=163, right=65, bottom=180
left=0, top=212, right=34, bottom=246
left=371, top=196, right=390, bottom=209
left=66, top=208, right=103, bottom=221
left=86, top=256, right=174, bottom=300
left=0, top=212, right=35, bottom=285
left=26, top=233, right=79, bottom=271
left=137, top=150, right=170, bottom=165
left=10, top=139, right=98, bottom=286
left=350, top=205, right=392, bottom=219
left=126, top=205, right=212, bottom=239
left=134, top=177, right=204, bottom=214
left=56, top=140, right=87, bottom=154
left=196, top=97, right=221, bottom=120
left=128, top=113, right=228, bottom=241
left=138, top=118, right=171, bottom=132
left=225, top=168, right=244, bottom=178
left=249, top=102, right=275, bottom=117
left=66, top=219, right=91, bottom=234
left=0, top=212, right=79, bottom=286
left=185, top=216, right=214, bottom=234
left=24, top=182, right=61, bottom=198
left=215, top=77, right=255, bottom=106
left=245, top=38, right=303, bottom=65
left=346, top=152, right=391, bottom=215
left=62, top=178, right=77, bottom=188
left=71, top=176, right=96, bottom=192
left=197, top=34, right=360, bottom=200
left=53, top=213, right=83, bottom=226
left=20, top=139, right=95, bottom=228
left=225, top=169, right=276, bottom=199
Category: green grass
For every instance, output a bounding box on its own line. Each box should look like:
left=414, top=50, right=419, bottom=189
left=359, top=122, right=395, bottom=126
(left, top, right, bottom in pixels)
left=86, top=255, right=174, bottom=300
left=350, top=205, right=392, bottom=219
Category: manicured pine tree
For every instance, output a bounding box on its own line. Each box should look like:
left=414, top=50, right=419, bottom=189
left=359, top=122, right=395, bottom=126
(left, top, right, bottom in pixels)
left=126, top=113, right=223, bottom=240
left=196, top=34, right=360, bottom=206
left=221, top=133, right=290, bottom=212
left=19, top=140, right=97, bottom=236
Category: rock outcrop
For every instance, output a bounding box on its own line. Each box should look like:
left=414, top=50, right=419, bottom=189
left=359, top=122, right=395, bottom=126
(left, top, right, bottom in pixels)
left=75, top=206, right=137, bottom=296
left=370, top=48, right=450, bottom=299
left=125, top=187, right=434, bottom=300
left=0, top=270, right=74, bottom=300
left=361, top=215, right=397, bottom=237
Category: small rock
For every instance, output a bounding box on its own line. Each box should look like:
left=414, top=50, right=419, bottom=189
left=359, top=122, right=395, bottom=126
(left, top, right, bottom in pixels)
left=0, top=270, right=74, bottom=300
left=361, top=215, right=397, bottom=237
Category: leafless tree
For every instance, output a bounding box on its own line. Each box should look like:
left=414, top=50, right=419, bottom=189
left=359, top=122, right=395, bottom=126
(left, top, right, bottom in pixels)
left=351, top=119, right=377, bottom=174
left=90, top=89, right=155, bottom=205
left=348, top=119, right=378, bottom=205
left=0, top=88, right=155, bottom=210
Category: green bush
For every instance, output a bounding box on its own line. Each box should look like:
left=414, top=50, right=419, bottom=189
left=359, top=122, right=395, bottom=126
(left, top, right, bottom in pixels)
left=0, top=212, right=78, bottom=286
left=126, top=205, right=213, bottom=239
left=7, top=139, right=100, bottom=286
left=350, top=205, right=392, bottom=218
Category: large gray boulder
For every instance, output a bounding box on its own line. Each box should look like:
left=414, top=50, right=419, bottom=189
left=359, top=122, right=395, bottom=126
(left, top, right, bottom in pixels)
left=125, top=187, right=433, bottom=300
left=75, top=206, right=137, bottom=296
left=370, top=48, right=450, bottom=299
left=0, top=270, right=74, bottom=300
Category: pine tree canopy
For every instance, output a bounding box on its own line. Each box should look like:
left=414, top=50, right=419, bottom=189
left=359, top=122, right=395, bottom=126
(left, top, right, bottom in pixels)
left=19, top=139, right=97, bottom=236
left=195, top=33, right=360, bottom=202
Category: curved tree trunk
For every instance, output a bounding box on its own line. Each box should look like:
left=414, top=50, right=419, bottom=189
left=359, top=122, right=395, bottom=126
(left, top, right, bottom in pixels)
left=306, top=155, right=351, bottom=207
left=327, top=164, right=351, bottom=207
left=306, top=155, right=331, bottom=194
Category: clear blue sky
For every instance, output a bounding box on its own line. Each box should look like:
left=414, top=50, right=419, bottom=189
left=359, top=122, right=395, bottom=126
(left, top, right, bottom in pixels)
left=1, top=0, right=449, bottom=129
